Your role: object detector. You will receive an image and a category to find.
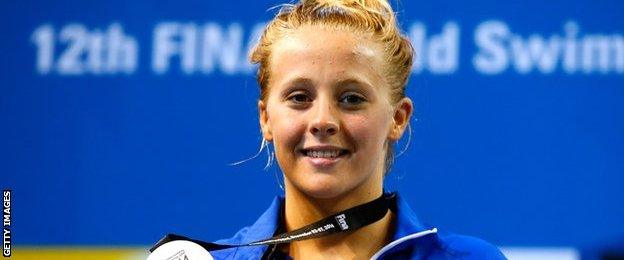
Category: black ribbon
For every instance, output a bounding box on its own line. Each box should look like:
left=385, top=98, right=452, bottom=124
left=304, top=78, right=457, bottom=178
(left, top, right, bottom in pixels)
left=150, top=193, right=394, bottom=253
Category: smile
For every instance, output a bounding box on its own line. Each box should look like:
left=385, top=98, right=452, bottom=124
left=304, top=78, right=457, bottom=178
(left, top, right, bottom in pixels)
left=300, top=147, right=350, bottom=167
left=304, top=149, right=347, bottom=158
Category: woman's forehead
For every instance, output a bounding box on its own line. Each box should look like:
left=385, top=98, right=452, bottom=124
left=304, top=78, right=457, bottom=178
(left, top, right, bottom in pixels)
left=268, top=25, right=385, bottom=81
left=273, top=25, right=382, bottom=61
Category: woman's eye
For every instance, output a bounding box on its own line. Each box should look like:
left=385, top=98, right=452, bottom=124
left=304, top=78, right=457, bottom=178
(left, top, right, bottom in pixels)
left=288, top=93, right=312, bottom=103
left=339, top=94, right=366, bottom=105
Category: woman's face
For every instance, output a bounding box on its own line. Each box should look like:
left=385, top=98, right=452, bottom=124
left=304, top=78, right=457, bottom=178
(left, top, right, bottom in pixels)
left=259, top=25, right=411, bottom=199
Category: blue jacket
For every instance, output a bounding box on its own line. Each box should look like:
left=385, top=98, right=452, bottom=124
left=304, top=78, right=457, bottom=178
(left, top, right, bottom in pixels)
left=210, top=193, right=507, bottom=259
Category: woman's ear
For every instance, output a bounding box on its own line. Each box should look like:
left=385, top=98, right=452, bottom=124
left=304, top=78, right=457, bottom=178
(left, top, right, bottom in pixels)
left=389, top=97, right=413, bottom=141
left=258, top=100, right=273, bottom=141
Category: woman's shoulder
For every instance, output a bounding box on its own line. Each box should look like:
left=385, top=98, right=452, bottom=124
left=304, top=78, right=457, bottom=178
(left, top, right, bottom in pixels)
left=208, top=197, right=284, bottom=258
left=430, top=232, right=507, bottom=259
left=388, top=193, right=506, bottom=259
left=377, top=227, right=506, bottom=259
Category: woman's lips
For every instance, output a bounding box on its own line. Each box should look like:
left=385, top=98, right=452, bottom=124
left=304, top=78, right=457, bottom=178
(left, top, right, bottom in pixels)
left=306, top=156, right=342, bottom=167
left=300, top=148, right=350, bottom=168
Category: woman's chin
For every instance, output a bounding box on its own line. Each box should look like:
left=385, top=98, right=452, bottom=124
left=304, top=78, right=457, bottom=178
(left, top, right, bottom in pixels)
left=302, top=187, right=346, bottom=199
left=288, top=176, right=350, bottom=200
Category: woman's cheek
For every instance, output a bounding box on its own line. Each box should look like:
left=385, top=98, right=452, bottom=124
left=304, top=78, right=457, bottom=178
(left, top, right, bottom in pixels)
left=348, top=114, right=386, bottom=146
left=272, top=111, right=305, bottom=153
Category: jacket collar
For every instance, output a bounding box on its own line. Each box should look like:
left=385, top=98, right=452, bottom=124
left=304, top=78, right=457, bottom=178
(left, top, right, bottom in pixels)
left=240, top=196, right=283, bottom=244
left=214, top=192, right=438, bottom=258
left=373, top=192, right=438, bottom=259
left=210, top=196, right=282, bottom=258
left=390, top=192, right=430, bottom=239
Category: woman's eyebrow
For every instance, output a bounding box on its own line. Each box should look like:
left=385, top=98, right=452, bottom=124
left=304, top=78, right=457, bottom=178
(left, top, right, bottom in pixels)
left=279, top=77, right=314, bottom=94
left=277, top=77, right=376, bottom=96
left=335, top=78, right=374, bottom=92
left=287, top=77, right=313, bottom=87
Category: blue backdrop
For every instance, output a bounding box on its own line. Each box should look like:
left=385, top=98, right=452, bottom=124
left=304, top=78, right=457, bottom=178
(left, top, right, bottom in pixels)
left=1, top=0, right=623, bottom=254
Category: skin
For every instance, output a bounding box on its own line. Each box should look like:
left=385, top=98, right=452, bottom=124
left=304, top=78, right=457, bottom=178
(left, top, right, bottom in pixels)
left=258, top=25, right=413, bottom=259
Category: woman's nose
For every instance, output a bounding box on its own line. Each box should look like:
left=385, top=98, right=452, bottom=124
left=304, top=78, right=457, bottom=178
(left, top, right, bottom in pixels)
left=309, top=101, right=339, bottom=137
left=311, top=122, right=338, bottom=136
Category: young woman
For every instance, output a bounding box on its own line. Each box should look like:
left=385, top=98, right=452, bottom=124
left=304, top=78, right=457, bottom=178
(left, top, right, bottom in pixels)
left=211, top=0, right=506, bottom=259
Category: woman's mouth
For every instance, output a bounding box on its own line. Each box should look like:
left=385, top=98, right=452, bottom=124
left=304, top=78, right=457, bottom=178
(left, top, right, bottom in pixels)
left=300, top=147, right=350, bottom=168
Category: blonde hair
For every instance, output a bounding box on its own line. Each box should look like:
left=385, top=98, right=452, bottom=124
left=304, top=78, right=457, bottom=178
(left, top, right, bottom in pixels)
left=250, top=0, right=414, bottom=104
left=251, top=0, right=413, bottom=174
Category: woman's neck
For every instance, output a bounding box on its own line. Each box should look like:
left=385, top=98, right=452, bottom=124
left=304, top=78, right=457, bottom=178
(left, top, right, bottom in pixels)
left=282, top=184, right=394, bottom=259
